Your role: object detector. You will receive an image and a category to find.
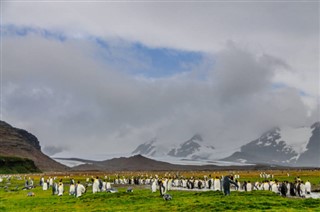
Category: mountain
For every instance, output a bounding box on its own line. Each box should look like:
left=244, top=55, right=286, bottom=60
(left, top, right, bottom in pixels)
left=132, top=138, right=159, bottom=156
left=296, top=122, right=320, bottom=167
left=71, top=154, right=279, bottom=171
left=132, top=134, right=216, bottom=160
left=0, top=121, right=68, bottom=172
left=222, top=123, right=319, bottom=167
left=72, top=154, right=188, bottom=171
left=167, top=134, right=215, bottom=160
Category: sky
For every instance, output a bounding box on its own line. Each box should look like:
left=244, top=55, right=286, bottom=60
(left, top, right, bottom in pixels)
left=1, top=1, right=319, bottom=159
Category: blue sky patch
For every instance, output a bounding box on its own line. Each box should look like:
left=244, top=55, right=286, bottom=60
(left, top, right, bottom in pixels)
left=2, top=25, right=67, bottom=42
left=93, top=38, right=204, bottom=78
left=272, top=82, right=287, bottom=89
left=132, top=43, right=203, bottom=78
left=2, top=24, right=204, bottom=78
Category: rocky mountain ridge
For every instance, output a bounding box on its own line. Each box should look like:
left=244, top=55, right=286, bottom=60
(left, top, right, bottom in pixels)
left=167, top=134, right=215, bottom=159
left=222, top=122, right=319, bottom=167
left=132, top=134, right=216, bottom=160
left=132, top=122, right=319, bottom=167
left=0, top=121, right=67, bottom=172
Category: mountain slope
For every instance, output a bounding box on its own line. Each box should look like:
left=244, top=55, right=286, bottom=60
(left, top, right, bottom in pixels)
left=72, top=154, right=189, bottom=171
left=71, top=154, right=278, bottom=171
left=131, top=138, right=170, bottom=157
left=296, top=122, right=320, bottom=167
left=222, top=123, right=318, bottom=166
left=0, top=156, right=41, bottom=174
left=132, top=134, right=216, bottom=160
left=167, top=134, right=215, bottom=159
left=132, top=138, right=157, bottom=156
left=0, top=121, right=68, bottom=172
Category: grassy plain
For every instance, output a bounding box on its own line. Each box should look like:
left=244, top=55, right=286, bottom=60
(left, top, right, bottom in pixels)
left=0, top=169, right=319, bottom=212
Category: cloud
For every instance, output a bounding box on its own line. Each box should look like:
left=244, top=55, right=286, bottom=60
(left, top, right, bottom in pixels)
left=2, top=2, right=319, bottom=158
left=43, top=145, right=66, bottom=156
left=3, top=1, right=318, bottom=100
left=2, top=32, right=316, bottom=158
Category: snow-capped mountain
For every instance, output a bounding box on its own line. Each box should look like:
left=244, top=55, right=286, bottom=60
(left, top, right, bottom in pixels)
left=131, top=138, right=169, bottom=157
left=132, top=134, right=216, bottom=160
left=167, top=134, right=215, bottom=160
left=132, top=138, right=157, bottom=156
left=132, top=122, right=319, bottom=167
left=222, top=123, right=319, bottom=166
left=296, top=122, right=320, bottom=167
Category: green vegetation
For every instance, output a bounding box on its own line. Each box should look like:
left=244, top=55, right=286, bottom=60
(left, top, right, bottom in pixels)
left=0, top=185, right=319, bottom=211
left=0, top=156, right=41, bottom=174
left=0, top=170, right=320, bottom=211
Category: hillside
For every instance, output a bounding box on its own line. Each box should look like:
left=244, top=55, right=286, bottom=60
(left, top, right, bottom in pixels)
left=222, top=122, right=320, bottom=167
left=297, top=122, right=320, bottom=166
left=0, top=156, right=41, bottom=174
left=71, top=154, right=285, bottom=171
left=0, top=121, right=68, bottom=172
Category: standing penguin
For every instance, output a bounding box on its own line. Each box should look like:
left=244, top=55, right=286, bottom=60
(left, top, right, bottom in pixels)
left=29, top=178, right=34, bottom=188
left=25, top=179, right=29, bottom=189
left=151, top=179, right=157, bottom=193
left=40, top=177, right=44, bottom=187
left=271, top=181, right=279, bottom=194
left=69, top=183, right=75, bottom=195
left=101, top=181, right=107, bottom=192
left=289, top=182, right=296, bottom=196
left=300, top=181, right=306, bottom=197
left=280, top=182, right=288, bottom=197
left=52, top=182, right=58, bottom=195
left=214, top=177, right=221, bottom=191
left=76, top=181, right=86, bottom=198
left=58, top=180, right=64, bottom=196
left=92, top=177, right=100, bottom=193
left=106, top=182, right=111, bottom=190
left=208, top=176, right=213, bottom=189
left=247, top=181, right=252, bottom=192
left=49, top=177, right=53, bottom=187
left=305, top=180, right=311, bottom=194
left=296, top=181, right=302, bottom=197
left=167, top=178, right=172, bottom=191
left=159, top=179, right=166, bottom=196
left=42, top=181, right=48, bottom=191
left=263, top=180, right=270, bottom=191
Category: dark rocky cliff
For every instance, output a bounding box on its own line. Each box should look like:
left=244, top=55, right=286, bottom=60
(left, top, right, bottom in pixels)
left=0, top=121, right=68, bottom=172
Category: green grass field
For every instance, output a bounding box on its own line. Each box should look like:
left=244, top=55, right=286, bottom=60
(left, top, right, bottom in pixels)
left=1, top=170, right=320, bottom=211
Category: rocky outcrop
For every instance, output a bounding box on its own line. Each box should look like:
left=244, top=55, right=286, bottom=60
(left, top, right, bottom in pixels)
left=0, top=121, right=68, bottom=172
